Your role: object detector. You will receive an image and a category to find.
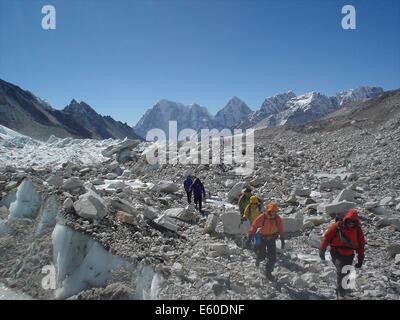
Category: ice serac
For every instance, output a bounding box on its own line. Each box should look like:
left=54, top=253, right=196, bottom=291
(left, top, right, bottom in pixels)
left=52, top=224, right=125, bottom=299
left=36, top=194, right=59, bottom=237
left=9, top=179, right=42, bottom=220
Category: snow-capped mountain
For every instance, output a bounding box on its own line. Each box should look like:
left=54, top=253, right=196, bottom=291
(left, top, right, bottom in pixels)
left=237, top=86, right=384, bottom=129
left=134, top=99, right=216, bottom=139
left=0, top=79, right=141, bottom=141
left=254, top=92, right=338, bottom=128
left=336, top=86, right=384, bottom=106
left=214, top=97, right=252, bottom=129
left=134, top=96, right=252, bottom=139
left=235, top=92, right=296, bottom=129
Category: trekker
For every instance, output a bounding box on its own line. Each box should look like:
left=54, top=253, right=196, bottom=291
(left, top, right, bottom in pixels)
left=190, top=178, right=206, bottom=214
left=242, top=195, right=263, bottom=249
left=242, top=196, right=262, bottom=224
left=238, top=187, right=252, bottom=217
left=183, top=175, right=193, bottom=204
left=248, top=202, right=285, bottom=281
left=319, top=209, right=366, bottom=299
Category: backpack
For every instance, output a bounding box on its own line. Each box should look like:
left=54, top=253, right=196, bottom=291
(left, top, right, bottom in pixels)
left=334, top=222, right=358, bottom=250
left=260, top=213, right=279, bottom=237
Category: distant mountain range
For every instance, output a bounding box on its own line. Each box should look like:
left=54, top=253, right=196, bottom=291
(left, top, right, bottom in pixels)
left=133, top=96, right=252, bottom=138
left=0, top=79, right=142, bottom=141
left=134, top=86, right=384, bottom=138
left=0, top=78, right=387, bottom=141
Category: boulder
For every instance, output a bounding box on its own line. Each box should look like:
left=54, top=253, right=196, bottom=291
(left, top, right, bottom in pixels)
left=395, top=254, right=400, bottom=265
left=105, top=173, right=118, bottom=180
left=320, top=179, right=344, bottom=191
left=307, top=230, right=321, bottom=248
left=203, top=214, right=218, bottom=234
left=141, top=206, right=158, bottom=220
left=227, top=182, right=247, bottom=202
left=153, top=214, right=178, bottom=232
left=291, top=276, right=307, bottom=290
left=283, top=217, right=303, bottom=233
left=249, top=177, right=264, bottom=188
left=324, top=201, right=356, bottom=216
left=74, top=190, right=107, bottom=220
left=120, top=170, right=132, bottom=179
left=151, top=181, right=179, bottom=194
left=165, top=207, right=196, bottom=223
left=294, top=188, right=311, bottom=197
left=116, top=211, right=137, bottom=226
left=302, top=221, right=315, bottom=231
left=220, top=212, right=249, bottom=235
left=171, top=262, right=184, bottom=276
left=109, top=197, right=136, bottom=215
left=63, top=177, right=83, bottom=191
left=376, top=217, right=400, bottom=230
left=92, top=179, right=105, bottom=186
left=365, top=201, right=379, bottom=209
left=117, top=149, right=134, bottom=163
left=209, top=243, right=230, bottom=256
left=334, top=189, right=358, bottom=203
left=304, top=216, right=330, bottom=226
left=63, top=198, right=74, bottom=210
left=47, top=175, right=63, bottom=187
left=386, top=244, right=400, bottom=258
left=79, top=168, right=91, bottom=175
left=370, top=206, right=388, bottom=215
left=380, top=196, right=394, bottom=207
left=102, top=139, right=140, bottom=158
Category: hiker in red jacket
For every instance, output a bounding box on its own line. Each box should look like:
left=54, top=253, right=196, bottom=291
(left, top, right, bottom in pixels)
left=248, top=202, right=285, bottom=281
left=319, top=209, right=366, bottom=298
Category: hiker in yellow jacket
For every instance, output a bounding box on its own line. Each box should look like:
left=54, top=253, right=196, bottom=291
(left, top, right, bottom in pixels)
left=242, top=196, right=262, bottom=224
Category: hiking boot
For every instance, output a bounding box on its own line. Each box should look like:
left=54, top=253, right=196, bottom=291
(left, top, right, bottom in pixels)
left=266, top=272, right=275, bottom=282
left=336, top=288, right=346, bottom=300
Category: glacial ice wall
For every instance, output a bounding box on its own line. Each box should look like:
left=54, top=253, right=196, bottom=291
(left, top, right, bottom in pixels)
left=9, top=179, right=41, bottom=220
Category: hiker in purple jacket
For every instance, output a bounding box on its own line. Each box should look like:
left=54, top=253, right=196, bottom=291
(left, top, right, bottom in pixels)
left=183, top=175, right=193, bottom=204
left=190, top=177, right=206, bottom=213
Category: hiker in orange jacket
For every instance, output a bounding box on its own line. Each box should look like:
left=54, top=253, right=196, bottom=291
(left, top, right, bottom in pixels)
left=248, top=202, right=285, bottom=280
left=319, top=209, right=366, bottom=298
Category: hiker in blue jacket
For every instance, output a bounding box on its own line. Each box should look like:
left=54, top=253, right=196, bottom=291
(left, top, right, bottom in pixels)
left=190, top=177, right=206, bottom=213
left=183, top=175, right=193, bottom=204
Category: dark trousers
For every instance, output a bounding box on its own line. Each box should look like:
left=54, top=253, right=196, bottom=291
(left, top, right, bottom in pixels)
left=255, top=237, right=277, bottom=274
left=330, top=248, right=355, bottom=296
left=186, top=191, right=192, bottom=204
left=194, top=195, right=203, bottom=212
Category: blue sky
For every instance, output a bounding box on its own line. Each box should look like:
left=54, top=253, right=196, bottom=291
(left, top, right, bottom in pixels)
left=1, top=0, right=399, bottom=126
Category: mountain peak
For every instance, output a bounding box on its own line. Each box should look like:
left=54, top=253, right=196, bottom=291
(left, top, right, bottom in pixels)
left=64, top=99, right=97, bottom=115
